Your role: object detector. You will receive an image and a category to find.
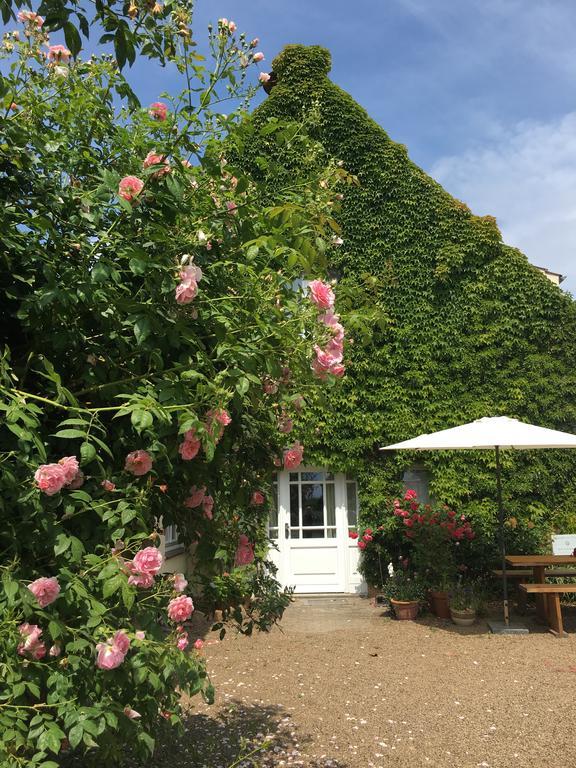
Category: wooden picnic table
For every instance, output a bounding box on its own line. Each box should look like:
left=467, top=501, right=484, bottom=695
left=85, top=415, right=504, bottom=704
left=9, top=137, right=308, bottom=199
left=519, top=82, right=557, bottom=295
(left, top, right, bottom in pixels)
left=506, top=555, right=576, bottom=628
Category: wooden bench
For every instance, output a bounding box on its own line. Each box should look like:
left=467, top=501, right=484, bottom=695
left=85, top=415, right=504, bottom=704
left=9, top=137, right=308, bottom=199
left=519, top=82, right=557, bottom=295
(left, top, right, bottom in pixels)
left=492, top=569, right=576, bottom=613
left=519, top=584, right=576, bottom=636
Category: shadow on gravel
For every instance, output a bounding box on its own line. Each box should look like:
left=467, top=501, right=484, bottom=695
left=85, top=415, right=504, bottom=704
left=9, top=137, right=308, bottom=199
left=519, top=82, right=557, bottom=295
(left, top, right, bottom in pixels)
left=144, top=700, right=349, bottom=768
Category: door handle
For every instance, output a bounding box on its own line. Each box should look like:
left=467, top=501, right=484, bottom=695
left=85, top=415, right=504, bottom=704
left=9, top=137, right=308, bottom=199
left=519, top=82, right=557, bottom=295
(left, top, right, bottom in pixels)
left=285, top=523, right=289, bottom=539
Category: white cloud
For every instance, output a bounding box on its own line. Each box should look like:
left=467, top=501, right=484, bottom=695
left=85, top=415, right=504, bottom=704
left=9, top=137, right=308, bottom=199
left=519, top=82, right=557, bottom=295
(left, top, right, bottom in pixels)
left=429, top=112, right=576, bottom=294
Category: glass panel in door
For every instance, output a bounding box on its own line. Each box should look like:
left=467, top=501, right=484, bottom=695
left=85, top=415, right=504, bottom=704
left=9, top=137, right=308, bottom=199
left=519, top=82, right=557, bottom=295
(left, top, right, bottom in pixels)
left=301, top=482, right=325, bottom=538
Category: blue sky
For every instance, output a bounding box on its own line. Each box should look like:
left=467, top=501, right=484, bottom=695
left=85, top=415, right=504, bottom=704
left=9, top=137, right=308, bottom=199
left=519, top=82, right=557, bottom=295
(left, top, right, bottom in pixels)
left=10, top=0, right=576, bottom=292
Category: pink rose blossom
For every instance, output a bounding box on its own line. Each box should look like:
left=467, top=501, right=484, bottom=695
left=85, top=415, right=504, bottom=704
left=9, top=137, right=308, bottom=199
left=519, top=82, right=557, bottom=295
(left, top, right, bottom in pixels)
left=125, top=450, right=153, bottom=476
left=358, top=540, right=367, bottom=550
left=175, top=264, right=202, bottom=305
left=127, top=569, right=154, bottom=589
left=225, top=200, right=238, bottom=215
left=113, top=630, right=130, bottom=655
left=18, top=10, right=44, bottom=25
left=253, top=52, right=265, bottom=62
left=18, top=623, right=46, bottom=658
left=176, top=631, right=189, bottom=651
left=308, top=279, right=335, bottom=310
left=101, top=479, right=116, bottom=491
left=404, top=489, right=418, bottom=501
left=178, top=428, right=202, bottom=460
left=184, top=485, right=206, bottom=508
left=167, top=595, right=194, bottom=623
left=47, top=44, right=71, bottom=63
left=34, top=463, right=67, bottom=496
left=250, top=38, right=259, bottom=48
left=235, top=534, right=255, bottom=566
left=118, top=175, right=144, bottom=202
left=96, top=640, right=126, bottom=670
left=202, top=494, right=214, bottom=519
left=132, top=546, right=163, bottom=575
left=28, top=576, right=60, bottom=608
left=143, top=150, right=170, bottom=177
left=57, top=456, right=79, bottom=484
left=173, top=573, right=188, bottom=592
left=135, top=630, right=146, bottom=641
left=194, top=638, right=204, bottom=650
left=124, top=707, right=141, bottom=719
left=149, top=101, right=168, bottom=121
left=49, top=644, right=61, bottom=657
left=228, top=20, right=237, bottom=32
left=67, top=469, right=84, bottom=490
left=258, top=72, right=271, bottom=84
left=283, top=441, right=304, bottom=471
left=251, top=491, right=265, bottom=506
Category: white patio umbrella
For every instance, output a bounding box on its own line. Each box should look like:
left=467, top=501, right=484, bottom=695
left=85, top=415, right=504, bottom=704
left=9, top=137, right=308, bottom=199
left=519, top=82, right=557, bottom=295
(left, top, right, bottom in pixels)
left=381, top=416, right=576, bottom=626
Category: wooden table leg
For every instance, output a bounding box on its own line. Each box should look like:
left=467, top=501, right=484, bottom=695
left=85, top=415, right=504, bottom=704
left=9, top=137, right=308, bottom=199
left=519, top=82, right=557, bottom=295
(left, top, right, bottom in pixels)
left=533, top=566, right=548, bottom=623
left=547, top=593, right=564, bottom=637
left=518, top=579, right=527, bottom=614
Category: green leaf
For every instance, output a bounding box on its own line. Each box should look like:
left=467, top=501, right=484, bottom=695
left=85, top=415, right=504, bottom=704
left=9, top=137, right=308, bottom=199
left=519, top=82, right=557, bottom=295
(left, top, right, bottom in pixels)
left=80, top=441, right=97, bottom=464
left=235, top=377, right=250, bottom=396
left=63, top=21, right=82, bottom=57
left=103, top=574, right=124, bottom=598
left=53, top=429, right=86, bottom=439
left=133, top=316, right=152, bottom=344
left=68, top=724, right=83, bottom=749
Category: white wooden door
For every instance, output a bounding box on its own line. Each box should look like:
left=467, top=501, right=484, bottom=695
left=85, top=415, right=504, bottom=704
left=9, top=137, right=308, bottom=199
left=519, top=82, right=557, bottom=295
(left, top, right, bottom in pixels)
left=268, top=469, right=365, bottom=594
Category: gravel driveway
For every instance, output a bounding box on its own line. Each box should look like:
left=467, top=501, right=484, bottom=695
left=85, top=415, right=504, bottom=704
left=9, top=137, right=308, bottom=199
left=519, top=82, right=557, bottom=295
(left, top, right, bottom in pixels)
left=153, top=596, right=576, bottom=768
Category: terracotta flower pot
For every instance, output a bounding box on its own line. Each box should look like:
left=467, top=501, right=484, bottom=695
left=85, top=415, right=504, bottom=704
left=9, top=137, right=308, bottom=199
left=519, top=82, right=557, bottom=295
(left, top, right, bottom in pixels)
left=428, top=589, right=451, bottom=619
left=450, top=607, right=476, bottom=626
left=390, top=598, right=420, bottom=620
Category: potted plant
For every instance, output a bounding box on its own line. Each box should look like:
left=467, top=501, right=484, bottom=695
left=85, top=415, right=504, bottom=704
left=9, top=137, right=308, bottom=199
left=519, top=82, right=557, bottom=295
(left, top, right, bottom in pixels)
left=449, top=581, right=480, bottom=626
left=382, top=565, right=426, bottom=620
left=393, top=490, right=475, bottom=619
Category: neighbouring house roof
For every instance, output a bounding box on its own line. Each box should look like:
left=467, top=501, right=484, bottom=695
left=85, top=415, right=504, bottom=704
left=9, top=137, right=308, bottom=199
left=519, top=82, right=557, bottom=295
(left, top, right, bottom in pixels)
left=534, top=265, right=566, bottom=284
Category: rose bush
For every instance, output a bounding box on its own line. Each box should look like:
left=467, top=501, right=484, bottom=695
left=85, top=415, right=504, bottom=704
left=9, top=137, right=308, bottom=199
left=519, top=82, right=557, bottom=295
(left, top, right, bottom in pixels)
left=0, top=4, right=349, bottom=764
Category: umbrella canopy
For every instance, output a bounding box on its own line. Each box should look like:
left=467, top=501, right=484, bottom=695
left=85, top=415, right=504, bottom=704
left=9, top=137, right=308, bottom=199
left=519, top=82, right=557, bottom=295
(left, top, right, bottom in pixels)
left=380, top=415, right=576, bottom=628
left=381, top=416, right=576, bottom=452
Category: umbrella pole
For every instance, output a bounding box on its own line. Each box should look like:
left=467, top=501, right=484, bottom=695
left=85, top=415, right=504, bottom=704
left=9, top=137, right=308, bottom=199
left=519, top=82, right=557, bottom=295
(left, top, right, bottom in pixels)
left=495, top=446, right=509, bottom=625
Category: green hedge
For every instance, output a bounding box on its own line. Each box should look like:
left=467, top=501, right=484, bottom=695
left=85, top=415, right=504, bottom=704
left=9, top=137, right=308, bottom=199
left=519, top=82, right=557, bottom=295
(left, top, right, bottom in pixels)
left=244, top=44, right=576, bottom=565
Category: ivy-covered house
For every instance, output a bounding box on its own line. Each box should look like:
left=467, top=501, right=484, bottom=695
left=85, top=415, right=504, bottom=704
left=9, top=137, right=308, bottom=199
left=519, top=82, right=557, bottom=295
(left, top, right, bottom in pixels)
left=244, top=45, right=576, bottom=593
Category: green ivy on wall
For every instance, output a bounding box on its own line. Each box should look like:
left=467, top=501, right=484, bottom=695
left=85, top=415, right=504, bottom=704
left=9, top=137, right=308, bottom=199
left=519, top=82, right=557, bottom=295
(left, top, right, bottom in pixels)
left=244, top=44, right=576, bottom=565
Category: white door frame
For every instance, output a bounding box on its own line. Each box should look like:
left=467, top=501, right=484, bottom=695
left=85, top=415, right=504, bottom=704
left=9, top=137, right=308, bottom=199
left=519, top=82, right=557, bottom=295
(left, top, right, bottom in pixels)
left=269, top=467, right=364, bottom=594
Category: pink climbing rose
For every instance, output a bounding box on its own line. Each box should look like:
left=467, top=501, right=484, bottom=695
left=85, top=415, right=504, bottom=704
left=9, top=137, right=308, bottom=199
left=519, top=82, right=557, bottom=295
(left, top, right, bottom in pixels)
left=28, top=576, right=60, bottom=608
left=149, top=101, right=168, bottom=121
left=143, top=150, right=170, bottom=176
left=125, top=450, right=153, bottom=476
left=235, top=534, right=255, bottom=566
left=18, top=10, right=44, bottom=25
left=251, top=491, right=265, bottom=506
left=308, top=279, right=335, bottom=310
left=18, top=623, right=46, bottom=659
left=167, top=595, right=194, bottom=623
left=101, top=479, right=116, bottom=491
left=173, top=573, right=188, bottom=592
left=258, top=72, right=271, bottom=84
left=253, top=51, right=264, bottom=62
left=124, top=707, right=141, bottom=719
left=202, top=494, right=214, bottom=519
left=176, top=631, right=189, bottom=651
left=194, top=638, right=204, bottom=650
left=34, top=463, right=68, bottom=496
left=184, top=485, right=206, bottom=508
left=283, top=441, right=304, bottom=471
left=96, top=631, right=130, bottom=670
left=58, top=456, right=79, bottom=484
left=132, top=546, right=163, bottom=576
left=175, top=264, right=202, bottom=305
left=179, top=428, right=201, bottom=460
left=118, top=175, right=144, bottom=202
left=47, top=44, right=71, bottom=63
